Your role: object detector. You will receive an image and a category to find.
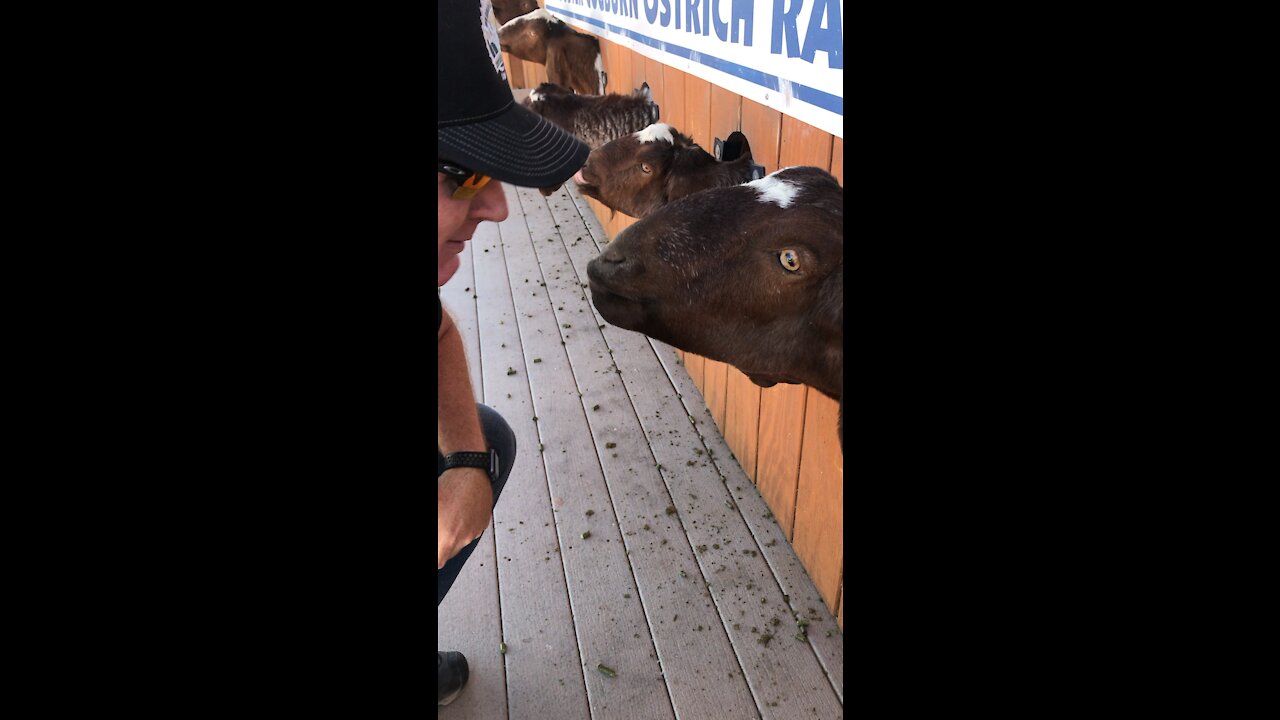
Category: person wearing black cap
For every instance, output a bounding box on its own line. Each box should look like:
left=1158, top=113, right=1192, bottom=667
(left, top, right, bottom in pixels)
left=437, top=0, right=589, bottom=708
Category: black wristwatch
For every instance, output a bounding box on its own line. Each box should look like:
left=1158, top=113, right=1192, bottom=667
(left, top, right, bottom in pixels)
left=442, top=449, right=500, bottom=482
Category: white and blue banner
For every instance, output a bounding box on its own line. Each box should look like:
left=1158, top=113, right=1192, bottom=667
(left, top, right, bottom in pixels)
left=544, top=0, right=843, bottom=139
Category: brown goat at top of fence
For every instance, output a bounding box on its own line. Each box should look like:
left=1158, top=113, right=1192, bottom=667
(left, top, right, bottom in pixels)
left=490, top=0, right=540, bottom=26
left=522, top=82, right=660, bottom=150
left=573, top=123, right=762, bottom=219
left=499, top=8, right=604, bottom=95
left=586, top=166, right=844, bottom=448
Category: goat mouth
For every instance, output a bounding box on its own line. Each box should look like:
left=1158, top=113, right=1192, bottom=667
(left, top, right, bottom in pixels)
left=586, top=277, right=635, bottom=302
left=572, top=170, right=598, bottom=195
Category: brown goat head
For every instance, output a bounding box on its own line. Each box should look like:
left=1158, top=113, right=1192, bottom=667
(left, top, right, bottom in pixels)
left=586, top=166, right=843, bottom=408
left=499, top=9, right=603, bottom=95
left=573, top=124, right=757, bottom=218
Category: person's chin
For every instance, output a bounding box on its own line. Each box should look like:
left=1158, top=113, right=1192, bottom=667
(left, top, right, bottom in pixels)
left=438, top=256, right=460, bottom=286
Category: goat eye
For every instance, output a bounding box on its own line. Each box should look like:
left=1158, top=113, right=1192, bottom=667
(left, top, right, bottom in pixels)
left=779, top=249, right=800, bottom=272
left=640, top=163, right=652, bottom=173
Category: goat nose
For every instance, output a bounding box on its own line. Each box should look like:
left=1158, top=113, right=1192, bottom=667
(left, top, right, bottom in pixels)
left=599, top=247, right=626, bottom=264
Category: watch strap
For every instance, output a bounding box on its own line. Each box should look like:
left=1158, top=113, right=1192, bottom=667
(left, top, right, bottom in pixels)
left=442, top=450, right=499, bottom=480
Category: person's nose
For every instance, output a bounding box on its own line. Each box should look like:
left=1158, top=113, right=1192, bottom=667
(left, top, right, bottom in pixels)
left=471, top=180, right=509, bottom=223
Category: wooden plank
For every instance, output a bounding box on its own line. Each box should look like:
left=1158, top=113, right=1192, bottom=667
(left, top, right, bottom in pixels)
left=829, top=136, right=844, bottom=186
left=465, top=202, right=588, bottom=717
left=708, top=83, right=741, bottom=149
left=683, top=75, right=712, bottom=149
left=632, top=47, right=649, bottom=96
left=610, top=39, right=633, bottom=100
left=660, top=66, right=685, bottom=134
left=644, top=55, right=666, bottom=109
left=837, top=585, right=843, bottom=631
left=684, top=352, right=704, bottom=393
left=572, top=324, right=843, bottom=719
left=438, top=241, right=509, bottom=720
left=652, top=341, right=845, bottom=706
left=511, top=185, right=677, bottom=720
left=541, top=185, right=764, bottom=720
left=702, top=359, right=728, bottom=433
left=739, top=98, right=781, bottom=174
left=594, top=36, right=611, bottom=94
left=536, top=181, right=842, bottom=711
left=754, top=384, right=807, bottom=538
left=779, top=114, right=834, bottom=172
left=792, top=392, right=844, bottom=613
left=723, top=368, right=761, bottom=483
left=504, top=51, right=526, bottom=89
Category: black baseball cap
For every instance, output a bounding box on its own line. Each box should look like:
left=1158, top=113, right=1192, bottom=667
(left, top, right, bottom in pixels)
left=438, top=0, right=589, bottom=188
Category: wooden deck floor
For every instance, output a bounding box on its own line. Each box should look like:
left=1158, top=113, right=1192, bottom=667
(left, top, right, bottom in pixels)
left=438, top=181, right=844, bottom=720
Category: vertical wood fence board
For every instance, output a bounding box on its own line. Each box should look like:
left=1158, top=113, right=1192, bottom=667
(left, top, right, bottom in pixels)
left=595, top=37, right=612, bottom=93
left=723, top=368, right=761, bottom=483
left=683, top=75, right=712, bottom=150
left=702, top=359, right=729, bottom=433
left=830, top=136, right=844, bottom=186
left=685, top=352, right=705, bottom=393
left=835, top=578, right=842, bottom=632
left=504, top=51, right=525, bottom=89
left=754, top=384, right=808, bottom=539
left=779, top=114, right=834, bottom=172
left=739, top=99, right=782, bottom=174
left=660, top=66, right=686, bottom=134
left=708, top=84, right=742, bottom=146
left=611, top=42, right=633, bottom=107
left=632, top=48, right=650, bottom=96
left=792, top=392, right=844, bottom=613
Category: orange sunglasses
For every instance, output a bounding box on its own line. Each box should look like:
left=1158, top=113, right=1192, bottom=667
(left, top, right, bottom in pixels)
left=438, top=161, right=493, bottom=200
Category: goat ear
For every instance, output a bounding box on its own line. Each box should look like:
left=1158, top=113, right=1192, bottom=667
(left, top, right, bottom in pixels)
left=640, top=82, right=651, bottom=100
left=545, top=43, right=570, bottom=92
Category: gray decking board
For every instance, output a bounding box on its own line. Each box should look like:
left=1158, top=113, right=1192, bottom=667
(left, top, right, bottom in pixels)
left=439, top=230, right=508, bottom=720
left=522, top=186, right=760, bottom=720
left=439, top=181, right=843, bottom=720
left=537, top=192, right=842, bottom=720
left=553, top=177, right=846, bottom=703
left=504, top=186, right=675, bottom=720
left=475, top=214, right=591, bottom=720
left=652, top=343, right=846, bottom=704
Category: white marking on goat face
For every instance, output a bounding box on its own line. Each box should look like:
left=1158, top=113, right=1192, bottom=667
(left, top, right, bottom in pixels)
left=635, top=123, right=674, bottom=144
left=500, top=7, right=557, bottom=30
left=529, top=87, right=544, bottom=102
left=747, top=174, right=800, bottom=208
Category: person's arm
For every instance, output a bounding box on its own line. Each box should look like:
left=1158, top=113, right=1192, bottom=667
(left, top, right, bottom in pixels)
left=438, top=305, right=494, bottom=569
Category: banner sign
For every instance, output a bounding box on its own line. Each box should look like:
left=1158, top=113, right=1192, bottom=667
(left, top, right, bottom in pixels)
left=543, top=0, right=843, bottom=139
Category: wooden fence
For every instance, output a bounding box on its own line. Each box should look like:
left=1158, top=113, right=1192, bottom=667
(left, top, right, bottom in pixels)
left=502, top=33, right=844, bottom=630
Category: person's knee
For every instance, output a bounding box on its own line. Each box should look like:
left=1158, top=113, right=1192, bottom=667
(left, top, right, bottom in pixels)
left=476, top=404, right=516, bottom=484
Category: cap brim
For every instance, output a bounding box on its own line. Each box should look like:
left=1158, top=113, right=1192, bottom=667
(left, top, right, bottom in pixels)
left=438, top=100, right=589, bottom=189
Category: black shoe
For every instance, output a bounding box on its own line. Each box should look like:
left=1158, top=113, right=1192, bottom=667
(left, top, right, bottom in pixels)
left=438, top=651, right=469, bottom=706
